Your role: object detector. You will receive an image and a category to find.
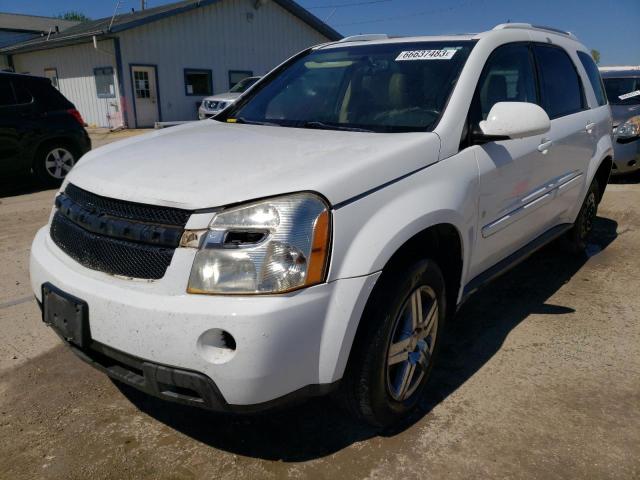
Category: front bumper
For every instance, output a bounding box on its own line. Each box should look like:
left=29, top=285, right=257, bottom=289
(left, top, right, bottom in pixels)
left=30, top=227, right=377, bottom=409
left=198, top=107, right=222, bottom=120
left=48, top=329, right=338, bottom=412
left=611, top=137, right=640, bottom=175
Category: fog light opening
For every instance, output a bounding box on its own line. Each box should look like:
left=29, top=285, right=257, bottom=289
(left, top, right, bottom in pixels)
left=197, top=328, right=237, bottom=364
left=221, top=330, right=236, bottom=350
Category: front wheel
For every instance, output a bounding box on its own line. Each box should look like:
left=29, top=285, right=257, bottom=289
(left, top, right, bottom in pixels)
left=342, top=258, right=446, bottom=427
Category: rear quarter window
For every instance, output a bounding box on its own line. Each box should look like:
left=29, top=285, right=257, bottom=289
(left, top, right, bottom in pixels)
left=12, top=81, right=33, bottom=105
left=29, top=78, right=73, bottom=110
left=577, top=51, right=607, bottom=107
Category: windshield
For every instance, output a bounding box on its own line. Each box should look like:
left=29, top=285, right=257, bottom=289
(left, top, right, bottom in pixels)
left=223, top=41, right=475, bottom=133
left=229, top=77, right=259, bottom=93
left=604, top=77, right=640, bottom=105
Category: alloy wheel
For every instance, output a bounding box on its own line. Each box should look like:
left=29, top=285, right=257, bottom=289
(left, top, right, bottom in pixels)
left=386, top=285, right=438, bottom=402
left=581, top=192, right=597, bottom=240
left=44, top=148, right=75, bottom=179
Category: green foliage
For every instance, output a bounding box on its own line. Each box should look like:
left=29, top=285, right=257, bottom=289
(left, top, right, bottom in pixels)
left=591, top=49, right=601, bottom=65
left=57, top=11, right=91, bottom=22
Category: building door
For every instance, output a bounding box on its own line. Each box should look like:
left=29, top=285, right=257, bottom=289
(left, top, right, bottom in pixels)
left=131, top=65, right=159, bottom=127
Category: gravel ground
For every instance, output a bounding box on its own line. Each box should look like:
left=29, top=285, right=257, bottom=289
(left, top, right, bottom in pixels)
left=0, top=165, right=638, bottom=479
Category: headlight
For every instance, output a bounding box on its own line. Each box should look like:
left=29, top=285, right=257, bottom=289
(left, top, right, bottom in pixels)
left=187, top=193, right=330, bottom=294
left=616, top=116, right=640, bottom=139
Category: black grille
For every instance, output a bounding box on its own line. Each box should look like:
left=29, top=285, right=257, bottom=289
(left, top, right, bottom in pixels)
left=51, top=213, right=175, bottom=279
left=64, top=183, right=191, bottom=226
left=50, top=184, right=193, bottom=279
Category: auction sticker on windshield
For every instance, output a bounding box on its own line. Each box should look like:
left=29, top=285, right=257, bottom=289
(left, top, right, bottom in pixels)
left=619, top=90, right=640, bottom=100
left=395, top=49, right=457, bottom=61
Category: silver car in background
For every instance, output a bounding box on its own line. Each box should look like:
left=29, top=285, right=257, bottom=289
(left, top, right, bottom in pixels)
left=198, top=76, right=261, bottom=120
left=601, top=67, right=640, bottom=175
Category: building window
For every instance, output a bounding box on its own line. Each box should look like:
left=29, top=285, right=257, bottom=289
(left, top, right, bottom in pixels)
left=44, top=68, right=59, bottom=89
left=229, top=70, right=253, bottom=89
left=133, top=70, right=150, bottom=98
left=184, top=69, right=212, bottom=96
left=95, top=67, right=116, bottom=98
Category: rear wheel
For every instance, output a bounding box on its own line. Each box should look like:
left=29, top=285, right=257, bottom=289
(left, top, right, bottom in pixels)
left=564, top=178, right=599, bottom=253
left=343, top=258, right=446, bottom=427
left=34, top=142, right=78, bottom=186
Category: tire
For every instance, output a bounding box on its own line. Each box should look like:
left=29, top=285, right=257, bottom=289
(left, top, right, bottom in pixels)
left=342, top=258, right=446, bottom=428
left=564, top=178, right=599, bottom=253
left=33, top=141, right=78, bottom=186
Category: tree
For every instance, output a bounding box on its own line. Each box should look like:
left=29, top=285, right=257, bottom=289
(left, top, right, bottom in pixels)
left=57, top=11, right=91, bottom=22
left=591, top=49, right=601, bottom=65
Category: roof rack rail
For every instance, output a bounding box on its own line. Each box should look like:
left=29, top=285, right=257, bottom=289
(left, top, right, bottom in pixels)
left=493, top=23, right=578, bottom=40
left=338, top=34, right=389, bottom=43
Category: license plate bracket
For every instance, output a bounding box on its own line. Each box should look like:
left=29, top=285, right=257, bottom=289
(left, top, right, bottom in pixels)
left=42, top=283, right=90, bottom=348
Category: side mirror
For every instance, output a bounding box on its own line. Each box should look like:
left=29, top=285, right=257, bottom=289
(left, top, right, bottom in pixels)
left=479, top=102, right=550, bottom=140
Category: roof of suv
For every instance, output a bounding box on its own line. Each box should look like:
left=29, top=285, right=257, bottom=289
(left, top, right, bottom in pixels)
left=0, top=71, right=48, bottom=81
left=599, top=67, right=640, bottom=78
left=317, top=23, right=580, bottom=49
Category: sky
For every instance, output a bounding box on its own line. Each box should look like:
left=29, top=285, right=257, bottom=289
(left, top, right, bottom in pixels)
left=1, top=0, right=638, bottom=65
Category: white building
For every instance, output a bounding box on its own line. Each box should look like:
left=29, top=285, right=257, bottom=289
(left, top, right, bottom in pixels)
left=0, top=0, right=340, bottom=128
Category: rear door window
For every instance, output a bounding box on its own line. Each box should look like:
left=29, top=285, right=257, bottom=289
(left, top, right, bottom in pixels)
left=0, top=77, right=16, bottom=106
left=577, top=51, right=607, bottom=106
left=533, top=45, right=585, bottom=118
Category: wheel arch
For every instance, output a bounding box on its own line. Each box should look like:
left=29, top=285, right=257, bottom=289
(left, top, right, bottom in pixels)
left=321, top=221, right=466, bottom=384
left=593, top=155, right=612, bottom=203
left=374, top=222, right=464, bottom=314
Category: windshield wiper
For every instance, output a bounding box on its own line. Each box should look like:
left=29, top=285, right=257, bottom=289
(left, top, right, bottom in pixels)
left=300, top=121, right=373, bottom=133
left=232, top=117, right=282, bottom=127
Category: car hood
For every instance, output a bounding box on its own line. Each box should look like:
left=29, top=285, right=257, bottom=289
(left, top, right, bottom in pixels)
left=202, top=93, right=241, bottom=103
left=611, top=103, right=640, bottom=126
left=66, top=121, right=441, bottom=210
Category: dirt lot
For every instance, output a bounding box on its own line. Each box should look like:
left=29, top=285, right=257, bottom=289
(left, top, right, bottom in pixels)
left=0, top=157, right=638, bottom=478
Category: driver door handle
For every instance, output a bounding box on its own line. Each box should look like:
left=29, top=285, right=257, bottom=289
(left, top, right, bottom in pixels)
left=538, top=140, right=553, bottom=153
left=585, top=122, right=596, bottom=133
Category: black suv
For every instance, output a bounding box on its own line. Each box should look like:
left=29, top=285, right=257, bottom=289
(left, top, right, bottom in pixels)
left=0, top=72, right=91, bottom=185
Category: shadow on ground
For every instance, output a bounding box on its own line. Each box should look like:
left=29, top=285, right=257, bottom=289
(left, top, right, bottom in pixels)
left=0, top=174, right=54, bottom=198
left=609, top=170, right=640, bottom=185
left=117, top=216, right=618, bottom=462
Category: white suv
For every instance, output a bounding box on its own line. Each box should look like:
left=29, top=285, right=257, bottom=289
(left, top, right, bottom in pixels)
left=30, top=24, right=613, bottom=427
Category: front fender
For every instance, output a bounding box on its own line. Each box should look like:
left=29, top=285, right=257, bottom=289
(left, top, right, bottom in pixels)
left=319, top=150, right=479, bottom=382
left=328, top=150, right=479, bottom=285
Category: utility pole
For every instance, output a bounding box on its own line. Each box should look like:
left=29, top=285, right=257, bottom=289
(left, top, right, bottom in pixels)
left=140, top=0, right=145, bottom=10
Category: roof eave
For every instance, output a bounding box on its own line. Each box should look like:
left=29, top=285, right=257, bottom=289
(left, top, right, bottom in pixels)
left=0, top=31, right=108, bottom=54
left=272, top=0, right=342, bottom=41
left=1, top=0, right=342, bottom=54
